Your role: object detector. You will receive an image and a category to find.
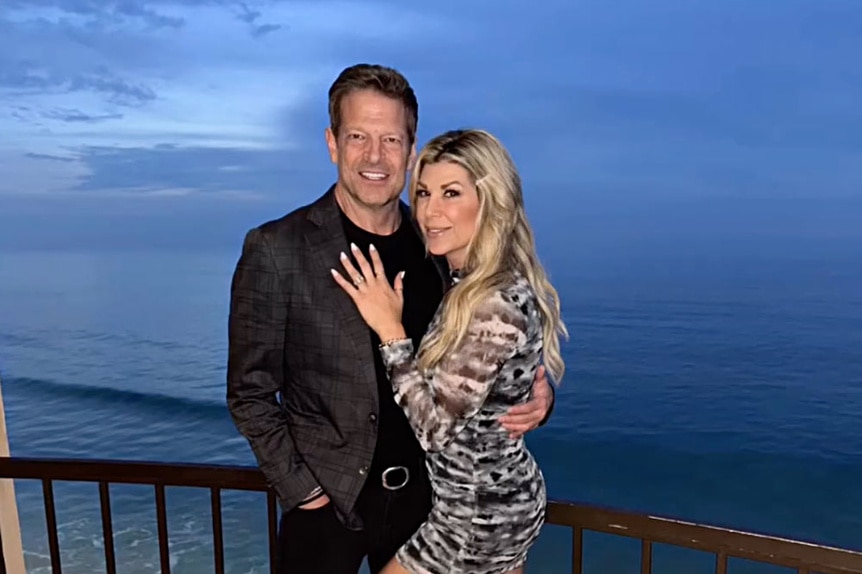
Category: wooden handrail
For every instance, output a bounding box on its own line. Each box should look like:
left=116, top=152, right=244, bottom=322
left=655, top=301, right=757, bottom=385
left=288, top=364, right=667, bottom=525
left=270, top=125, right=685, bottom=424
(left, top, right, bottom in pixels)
left=547, top=501, right=862, bottom=574
left=0, top=457, right=267, bottom=490
left=1, top=456, right=861, bottom=574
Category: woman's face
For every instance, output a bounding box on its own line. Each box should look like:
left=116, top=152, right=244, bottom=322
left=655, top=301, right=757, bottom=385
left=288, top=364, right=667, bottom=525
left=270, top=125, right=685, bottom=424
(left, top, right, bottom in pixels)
left=414, top=161, right=480, bottom=270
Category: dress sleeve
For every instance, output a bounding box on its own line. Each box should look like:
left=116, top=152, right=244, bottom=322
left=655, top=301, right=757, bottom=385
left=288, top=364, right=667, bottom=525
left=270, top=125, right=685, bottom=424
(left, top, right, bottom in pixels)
left=380, top=291, right=528, bottom=452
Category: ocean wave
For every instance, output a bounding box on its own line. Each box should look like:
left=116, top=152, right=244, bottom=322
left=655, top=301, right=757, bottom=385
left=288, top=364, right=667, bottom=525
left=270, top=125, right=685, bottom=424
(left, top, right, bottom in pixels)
left=2, top=376, right=228, bottom=420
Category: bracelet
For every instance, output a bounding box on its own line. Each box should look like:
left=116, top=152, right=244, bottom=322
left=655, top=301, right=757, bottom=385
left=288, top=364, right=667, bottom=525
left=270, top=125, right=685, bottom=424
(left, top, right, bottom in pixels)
left=379, top=337, right=408, bottom=349
left=301, top=486, right=323, bottom=501
left=301, top=488, right=326, bottom=504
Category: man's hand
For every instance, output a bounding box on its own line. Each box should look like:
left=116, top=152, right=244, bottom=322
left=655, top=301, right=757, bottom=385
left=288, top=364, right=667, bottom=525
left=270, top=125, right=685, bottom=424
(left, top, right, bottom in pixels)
left=298, top=493, right=330, bottom=510
left=499, top=366, right=554, bottom=439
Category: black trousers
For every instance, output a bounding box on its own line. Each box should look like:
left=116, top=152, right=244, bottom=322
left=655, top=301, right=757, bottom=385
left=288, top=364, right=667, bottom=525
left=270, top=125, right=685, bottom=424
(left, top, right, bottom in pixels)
left=275, top=472, right=432, bottom=574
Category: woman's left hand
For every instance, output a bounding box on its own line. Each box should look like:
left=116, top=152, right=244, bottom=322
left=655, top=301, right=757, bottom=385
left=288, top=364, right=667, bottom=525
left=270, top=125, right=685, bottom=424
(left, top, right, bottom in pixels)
left=331, top=243, right=406, bottom=340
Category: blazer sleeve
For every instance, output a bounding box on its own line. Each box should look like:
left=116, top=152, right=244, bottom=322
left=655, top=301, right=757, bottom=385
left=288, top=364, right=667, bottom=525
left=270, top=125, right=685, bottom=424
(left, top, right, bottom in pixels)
left=379, top=290, right=528, bottom=452
left=226, top=227, right=319, bottom=510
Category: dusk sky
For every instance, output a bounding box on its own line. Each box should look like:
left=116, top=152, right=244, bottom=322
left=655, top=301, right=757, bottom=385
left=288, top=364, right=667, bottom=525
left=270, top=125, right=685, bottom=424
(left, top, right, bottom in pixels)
left=1, top=0, right=860, bottom=251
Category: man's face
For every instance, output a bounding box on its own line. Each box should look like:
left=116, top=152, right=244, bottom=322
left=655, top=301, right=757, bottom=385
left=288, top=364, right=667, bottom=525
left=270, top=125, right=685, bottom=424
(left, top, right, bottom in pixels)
left=325, top=89, right=416, bottom=210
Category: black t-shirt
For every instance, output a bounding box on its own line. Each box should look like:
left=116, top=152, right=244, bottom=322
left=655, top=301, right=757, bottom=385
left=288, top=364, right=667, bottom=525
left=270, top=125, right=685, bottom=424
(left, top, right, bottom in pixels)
left=339, top=208, right=445, bottom=475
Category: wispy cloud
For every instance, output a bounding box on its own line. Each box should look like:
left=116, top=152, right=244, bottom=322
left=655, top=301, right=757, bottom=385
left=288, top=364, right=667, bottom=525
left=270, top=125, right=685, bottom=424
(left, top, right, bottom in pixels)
left=71, top=142, right=319, bottom=198
left=39, top=108, right=124, bottom=123
left=1, top=61, right=155, bottom=107
left=234, top=1, right=282, bottom=38
left=3, top=0, right=186, bottom=29
left=25, top=152, right=78, bottom=162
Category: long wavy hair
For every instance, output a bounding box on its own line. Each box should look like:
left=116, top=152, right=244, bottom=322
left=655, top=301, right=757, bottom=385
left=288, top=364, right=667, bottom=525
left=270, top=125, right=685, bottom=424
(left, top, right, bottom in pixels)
left=407, top=129, right=568, bottom=384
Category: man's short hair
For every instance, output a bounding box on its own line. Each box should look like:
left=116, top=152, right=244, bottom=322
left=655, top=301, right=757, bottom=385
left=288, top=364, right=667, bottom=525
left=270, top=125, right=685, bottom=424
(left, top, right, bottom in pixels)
left=328, top=63, right=419, bottom=145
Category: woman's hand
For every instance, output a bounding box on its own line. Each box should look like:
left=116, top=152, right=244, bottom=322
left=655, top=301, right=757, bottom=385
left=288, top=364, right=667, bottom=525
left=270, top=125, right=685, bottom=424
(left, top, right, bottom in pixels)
left=331, top=243, right=407, bottom=341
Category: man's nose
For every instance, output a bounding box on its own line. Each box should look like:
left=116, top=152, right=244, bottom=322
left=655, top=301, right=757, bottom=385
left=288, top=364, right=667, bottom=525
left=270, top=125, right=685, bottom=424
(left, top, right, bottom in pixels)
left=363, top=139, right=382, bottom=163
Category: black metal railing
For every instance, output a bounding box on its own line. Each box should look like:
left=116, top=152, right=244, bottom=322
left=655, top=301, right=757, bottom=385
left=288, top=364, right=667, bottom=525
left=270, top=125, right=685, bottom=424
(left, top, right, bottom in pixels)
left=2, top=457, right=861, bottom=574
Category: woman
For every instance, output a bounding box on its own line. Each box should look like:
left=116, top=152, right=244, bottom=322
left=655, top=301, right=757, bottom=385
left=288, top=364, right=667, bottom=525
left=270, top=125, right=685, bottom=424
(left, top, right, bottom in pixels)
left=331, top=128, right=567, bottom=574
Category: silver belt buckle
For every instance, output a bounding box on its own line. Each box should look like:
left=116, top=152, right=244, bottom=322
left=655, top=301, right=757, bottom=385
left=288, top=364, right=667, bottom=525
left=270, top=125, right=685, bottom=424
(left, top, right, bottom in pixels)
left=381, top=466, right=410, bottom=490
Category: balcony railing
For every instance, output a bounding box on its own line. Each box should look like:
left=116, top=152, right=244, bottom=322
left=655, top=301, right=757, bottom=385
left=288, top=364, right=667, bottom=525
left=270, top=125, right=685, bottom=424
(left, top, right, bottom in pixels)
left=1, top=457, right=861, bottom=574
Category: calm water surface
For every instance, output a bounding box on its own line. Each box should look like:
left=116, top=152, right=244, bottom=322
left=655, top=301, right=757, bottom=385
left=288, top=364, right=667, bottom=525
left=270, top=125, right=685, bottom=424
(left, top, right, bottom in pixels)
left=2, top=246, right=861, bottom=573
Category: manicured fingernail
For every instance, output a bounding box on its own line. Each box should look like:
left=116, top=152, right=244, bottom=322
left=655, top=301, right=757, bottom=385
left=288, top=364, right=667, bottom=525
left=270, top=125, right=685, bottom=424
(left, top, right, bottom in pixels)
left=369, top=243, right=376, bottom=251
left=400, top=271, right=406, bottom=279
left=350, top=242, right=358, bottom=251
left=330, top=269, right=338, bottom=276
left=340, top=252, right=347, bottom=260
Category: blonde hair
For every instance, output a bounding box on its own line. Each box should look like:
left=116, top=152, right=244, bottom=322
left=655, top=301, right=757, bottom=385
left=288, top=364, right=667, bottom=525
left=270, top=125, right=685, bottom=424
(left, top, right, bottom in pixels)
left=408, top=129, right=568, bottom=384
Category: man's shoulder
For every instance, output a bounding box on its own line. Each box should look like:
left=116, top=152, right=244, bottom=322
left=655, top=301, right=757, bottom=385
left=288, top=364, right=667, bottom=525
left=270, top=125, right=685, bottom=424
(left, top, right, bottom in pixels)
left=253, top=206, right=308, bottom=236
left=246, top=187, right=335, bottom=243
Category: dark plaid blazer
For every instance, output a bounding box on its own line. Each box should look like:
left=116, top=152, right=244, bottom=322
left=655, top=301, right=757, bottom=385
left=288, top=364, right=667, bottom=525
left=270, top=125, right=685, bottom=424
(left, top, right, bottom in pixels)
left=226, top=185, right=449, bottom=529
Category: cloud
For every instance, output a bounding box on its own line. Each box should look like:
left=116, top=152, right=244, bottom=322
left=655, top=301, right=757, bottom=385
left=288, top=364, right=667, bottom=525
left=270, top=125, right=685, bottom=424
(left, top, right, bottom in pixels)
left=233, top=2, right=283, bottom=38
left=40, top=108, right=124, bottom=123
left=69, top=142, right=329, bottom=198
left=111, top=2, right=186, bottom=29
left=0, top=0, right=860, bottom=206
left=0, top=148, right=89, bottom=196
left=0, top=139, right=334, bottom=200
left=250, top=23, right=281, bottom=38
left=1, top=61, right=155, bottom=107
left=3, top=0, right=185, bottom=30
left=44, top=120, right=334, bottom=200
left=24, top=152, right=77, bottom=162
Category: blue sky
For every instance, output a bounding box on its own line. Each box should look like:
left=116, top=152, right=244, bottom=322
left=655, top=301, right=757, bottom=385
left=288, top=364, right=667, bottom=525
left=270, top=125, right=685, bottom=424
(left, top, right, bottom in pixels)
left=0, top=0, right=860, bottom=251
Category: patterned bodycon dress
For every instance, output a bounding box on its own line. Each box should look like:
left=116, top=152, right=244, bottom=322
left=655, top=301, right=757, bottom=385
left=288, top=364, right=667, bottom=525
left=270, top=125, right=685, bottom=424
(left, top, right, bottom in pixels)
left=379, top=271, right=547, bottom=574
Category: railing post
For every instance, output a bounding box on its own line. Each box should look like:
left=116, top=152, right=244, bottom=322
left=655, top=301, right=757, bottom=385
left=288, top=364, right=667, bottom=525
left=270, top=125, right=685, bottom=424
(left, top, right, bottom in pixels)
left=0, top=376, right=26, bottom=574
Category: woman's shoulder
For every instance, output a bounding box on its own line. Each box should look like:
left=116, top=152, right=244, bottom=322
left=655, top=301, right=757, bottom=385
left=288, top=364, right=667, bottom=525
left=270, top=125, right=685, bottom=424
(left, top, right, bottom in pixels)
left=499, top=270, right=536, bottom=304
left=477, top=272, right=536, bottom=327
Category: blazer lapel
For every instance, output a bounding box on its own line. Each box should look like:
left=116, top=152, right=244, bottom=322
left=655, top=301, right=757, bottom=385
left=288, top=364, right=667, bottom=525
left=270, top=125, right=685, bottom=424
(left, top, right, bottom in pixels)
left=304, top=187, right=377, bottom=383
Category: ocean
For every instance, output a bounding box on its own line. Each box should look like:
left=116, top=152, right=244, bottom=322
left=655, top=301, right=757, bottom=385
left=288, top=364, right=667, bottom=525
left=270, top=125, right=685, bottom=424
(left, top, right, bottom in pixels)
left=2, top=232, right=862, bottom=573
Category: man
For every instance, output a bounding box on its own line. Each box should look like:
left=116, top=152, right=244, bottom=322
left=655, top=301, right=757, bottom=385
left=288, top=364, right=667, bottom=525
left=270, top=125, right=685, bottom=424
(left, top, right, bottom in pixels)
left=226, top=63, right=555, bottom=574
